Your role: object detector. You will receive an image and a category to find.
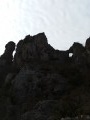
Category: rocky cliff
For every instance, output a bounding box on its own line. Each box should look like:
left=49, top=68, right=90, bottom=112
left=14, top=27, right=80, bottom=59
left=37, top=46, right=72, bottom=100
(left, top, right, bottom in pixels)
left=0, top=33, right=90, bottom=120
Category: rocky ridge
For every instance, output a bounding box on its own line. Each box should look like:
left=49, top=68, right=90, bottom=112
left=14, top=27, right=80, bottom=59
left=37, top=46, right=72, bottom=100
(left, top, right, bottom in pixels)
left=0, top=33, right=90, bottom=119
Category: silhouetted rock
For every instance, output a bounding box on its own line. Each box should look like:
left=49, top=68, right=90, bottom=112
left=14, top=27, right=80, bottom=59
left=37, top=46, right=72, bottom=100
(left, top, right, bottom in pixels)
left=0, top=41, right=15, bottom=66
left=13, top=33, right=51, bottom=68
left=85, top=37, right=90, bottom=66
left=0, top=33, right=90, bottom=119
left=13, top=33, right=69, bottom=68
left=0, top=41, right=15, bottom=88
left=69, top=42, right=86, bottom=65
left=85, top=37, right=90, bottom=53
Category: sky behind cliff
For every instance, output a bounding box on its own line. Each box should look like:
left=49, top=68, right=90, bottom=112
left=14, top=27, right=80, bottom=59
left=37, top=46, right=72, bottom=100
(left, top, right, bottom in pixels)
left=0, top=0, right=90, bottom=55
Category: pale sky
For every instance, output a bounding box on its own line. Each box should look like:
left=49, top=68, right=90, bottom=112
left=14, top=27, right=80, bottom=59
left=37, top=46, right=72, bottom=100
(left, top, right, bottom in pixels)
left=0, top=0, right=90, bottom=55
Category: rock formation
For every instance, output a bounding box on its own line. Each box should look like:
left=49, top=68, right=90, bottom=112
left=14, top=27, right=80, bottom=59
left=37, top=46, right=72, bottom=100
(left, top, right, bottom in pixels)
left=13, top=33, right=69, bottom=69
left=13, top=33, right=52, bottom=68
left=68, top=42, right=85, bottom=65
left=0, top=33, right=90, bottom=120
left=0, top=41, right=15, bottom=88
left=0, top=41, right=15, bottom=66
left=85, top=37, right=90, bottom=53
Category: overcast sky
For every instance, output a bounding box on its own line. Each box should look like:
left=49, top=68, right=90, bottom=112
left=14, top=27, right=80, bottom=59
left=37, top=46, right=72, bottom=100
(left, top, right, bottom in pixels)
left=0, top=0, right=90, bottom=55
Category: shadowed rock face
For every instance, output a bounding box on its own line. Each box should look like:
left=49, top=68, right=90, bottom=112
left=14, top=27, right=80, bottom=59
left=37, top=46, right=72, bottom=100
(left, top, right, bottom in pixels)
left=68, top=42, right=86, bottom=65
left=85, top=37, right=90, bottom=66
left=0, top=41, right=15, bottom=65
left=13, top=33, right=50, bottom=68
left=0, top=41, right=15, bottom=88
left=85, top=37, right=90, bottom=53
left=13, top=32, right=69, bottom=68
left=1, top=33, right=90, bottom=120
